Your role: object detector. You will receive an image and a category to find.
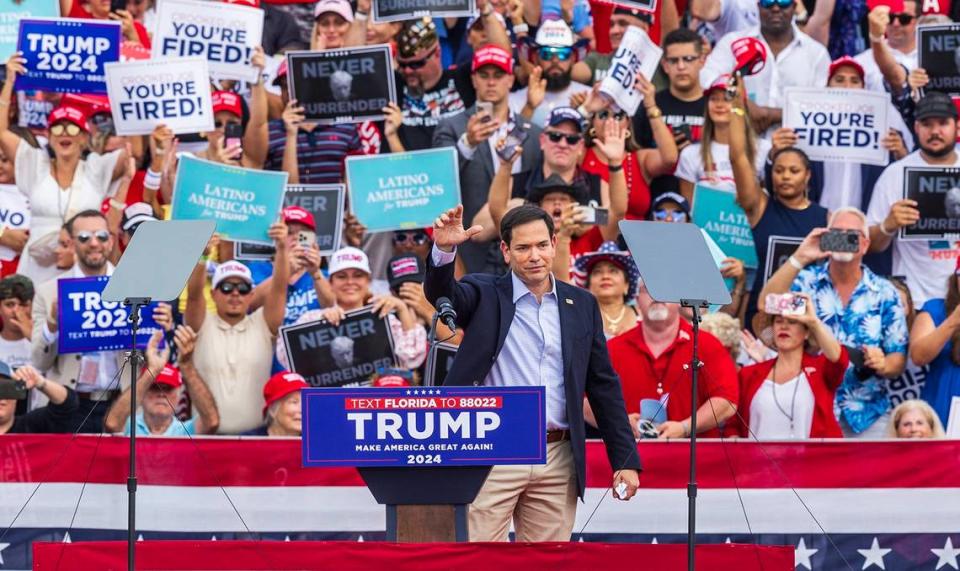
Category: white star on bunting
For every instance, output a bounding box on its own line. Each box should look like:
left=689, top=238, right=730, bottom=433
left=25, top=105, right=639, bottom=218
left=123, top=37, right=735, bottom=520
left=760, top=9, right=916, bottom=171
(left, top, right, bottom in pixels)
left=857, top=537, right=891, bottom=570
left=795, top=537, right=818, bottom=570
left=932, top=537, right=960, bottom=570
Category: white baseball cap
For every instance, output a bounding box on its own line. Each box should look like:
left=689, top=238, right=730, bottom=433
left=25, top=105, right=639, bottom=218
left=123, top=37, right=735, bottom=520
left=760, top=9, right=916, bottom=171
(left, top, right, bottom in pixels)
left=535, top=19, right=575, bottom=48
left=212, top=261, right=253, bottom=289
left=328, top=247, right=371, bottom=276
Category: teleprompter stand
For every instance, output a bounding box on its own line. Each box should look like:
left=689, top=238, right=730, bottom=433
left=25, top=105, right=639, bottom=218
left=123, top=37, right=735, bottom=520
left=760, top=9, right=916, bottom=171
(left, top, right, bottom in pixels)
left=619, top=221, right=731, bottom=571
left=102, top=220, right=215, bottom=571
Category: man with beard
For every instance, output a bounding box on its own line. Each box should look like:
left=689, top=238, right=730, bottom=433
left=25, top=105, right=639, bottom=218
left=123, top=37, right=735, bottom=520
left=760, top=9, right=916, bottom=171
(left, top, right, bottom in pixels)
left=31, top=210, right=124, bottom=433
left=699, top=0, right=830, bottom=133
left=395, top=16, right=510, bottom=151
left=760, top=208, right=907, bottom=438
left=185, top=223, right=290, bottom=434
left=868, top=92, right=960, bottom=306
left=509, top=20, right=590, bottom=128
left=606, top=277, right=738, bottom=439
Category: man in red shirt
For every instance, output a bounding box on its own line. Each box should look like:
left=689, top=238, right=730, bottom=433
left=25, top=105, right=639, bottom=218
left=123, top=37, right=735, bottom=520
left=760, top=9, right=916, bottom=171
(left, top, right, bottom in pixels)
left=607, top=279, right=738, bottom=438
left=60, top=0, right=151, bottom=48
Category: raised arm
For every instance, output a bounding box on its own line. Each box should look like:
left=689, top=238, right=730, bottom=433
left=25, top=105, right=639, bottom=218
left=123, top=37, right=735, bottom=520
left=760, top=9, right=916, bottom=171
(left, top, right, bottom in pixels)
left=0, top=53, right=25, bottom=161
left=280, top=100, right=303, bottom=183
left=592, top=119, right=627, bottom=242
left=174, top=325, right=219, bottom=434
left=757, top=228, right=828, bottom=310
left=637, top=75, right=679, bottom=178
left=729, top=81, right=766, bottom=225
left=104, top=331, right=169, bottom=433
left=689, top=0, right=722, bottom=22
left=487, top=149, right=521, bottom=231
left=241, top=48, right=270, bottom=170
left=867, top=7, right=908, bottom=93
left=185, top=235, right=218, bottom=332
left=263, top=221, right=291, bottom=335
left=803, top=0, right=835, bottom=46
left=910, top=306, right=960, bottom=367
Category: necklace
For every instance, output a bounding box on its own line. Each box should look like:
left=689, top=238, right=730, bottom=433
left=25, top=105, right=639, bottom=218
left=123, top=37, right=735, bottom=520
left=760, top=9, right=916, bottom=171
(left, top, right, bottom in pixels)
left=601, top=305, right=627, bottom=335
left=770, top=359, right=801, bottom=437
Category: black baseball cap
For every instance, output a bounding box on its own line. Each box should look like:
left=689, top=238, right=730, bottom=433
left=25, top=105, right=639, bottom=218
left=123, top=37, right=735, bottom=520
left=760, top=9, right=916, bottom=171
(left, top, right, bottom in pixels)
left=916, top=92, right=959, bottom=121
left=386, top=255, right=425, bottom=292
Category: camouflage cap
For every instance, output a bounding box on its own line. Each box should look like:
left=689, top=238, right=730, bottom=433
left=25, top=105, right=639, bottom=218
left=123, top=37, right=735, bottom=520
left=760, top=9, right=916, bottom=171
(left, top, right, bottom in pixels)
left=397, top=17, right=438, bottom=59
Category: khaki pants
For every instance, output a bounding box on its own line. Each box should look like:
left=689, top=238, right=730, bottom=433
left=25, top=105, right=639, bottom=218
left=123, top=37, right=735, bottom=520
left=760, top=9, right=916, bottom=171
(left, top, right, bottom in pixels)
left=468, top=441, right=578, bottom=542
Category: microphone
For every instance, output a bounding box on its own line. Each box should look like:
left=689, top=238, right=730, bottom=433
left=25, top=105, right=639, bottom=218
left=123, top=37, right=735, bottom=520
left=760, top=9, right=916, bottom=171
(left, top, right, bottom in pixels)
left=436, top=297, right=458, bottom=333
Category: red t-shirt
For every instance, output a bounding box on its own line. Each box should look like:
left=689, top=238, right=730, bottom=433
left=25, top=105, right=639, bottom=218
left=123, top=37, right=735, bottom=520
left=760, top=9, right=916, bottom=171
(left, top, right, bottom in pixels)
left=582, top=149, right=651, bottom=220
left=69, top=2, right=152, bottom=49
left=606, top=319, right=739, bottom=438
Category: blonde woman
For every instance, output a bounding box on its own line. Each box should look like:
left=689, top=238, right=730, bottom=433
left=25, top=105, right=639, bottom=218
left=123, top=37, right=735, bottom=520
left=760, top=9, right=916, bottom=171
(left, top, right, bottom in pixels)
left=887, top=400, right=946, bottom=438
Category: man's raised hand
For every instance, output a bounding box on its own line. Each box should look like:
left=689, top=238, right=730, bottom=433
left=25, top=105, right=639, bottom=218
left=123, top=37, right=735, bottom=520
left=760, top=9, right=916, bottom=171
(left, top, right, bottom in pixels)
left=433, top=205, right=483, bottom=253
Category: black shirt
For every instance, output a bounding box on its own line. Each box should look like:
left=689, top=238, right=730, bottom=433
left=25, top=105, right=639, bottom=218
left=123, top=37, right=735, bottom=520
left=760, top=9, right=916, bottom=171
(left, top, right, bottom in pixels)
left=6, top=388, right=79, bottom=434
left=633, top=90, right=706, bottom=199
left=398, top=66, right=474, bottom=151
left=261, top=6, right=306, bottom=56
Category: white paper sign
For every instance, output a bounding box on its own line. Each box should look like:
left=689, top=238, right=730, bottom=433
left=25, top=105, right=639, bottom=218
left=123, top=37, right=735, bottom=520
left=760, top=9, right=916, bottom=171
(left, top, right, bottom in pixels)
left=0, top=185, right=29, bottom=261
left=106, top=57, right=215, bottom=136
left=948, top=396, right=960, bottom=438
left=154, top=0, right=264, bottom=82
left=598, top=26, right=662, bottom=115
left=783, top=87, right=890, bottom=166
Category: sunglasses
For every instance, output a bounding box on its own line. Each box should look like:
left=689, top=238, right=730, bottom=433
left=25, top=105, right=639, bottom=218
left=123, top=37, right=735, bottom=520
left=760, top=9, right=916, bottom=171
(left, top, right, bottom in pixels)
left=597, top=110, right=627, bottom=121
left=214, top=120, right=241, bottom=129
left=758, top=0, right=793, bottom=8
left=888, top=12, right=915, bottom=25
left=397, top=47, right=438, bottom=70
left=653, top=209, right=687, bottom=222
left=217, top=281, right=253, bottom=295
left=538, top=46, right=573, bottom=61
left=50, top=123, right=82, bottom=137
left=393, top=231, right=429, bottom=245
left=545, top=131, right=583, bottom=145
left=663, top=55, right=700, bottom=66
left=76, top=230, right=110, bottom=244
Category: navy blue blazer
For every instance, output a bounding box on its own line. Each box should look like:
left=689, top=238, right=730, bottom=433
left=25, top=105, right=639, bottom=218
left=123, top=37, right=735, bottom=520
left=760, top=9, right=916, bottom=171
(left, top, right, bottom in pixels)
left=424, top=255, right=641, bottom=498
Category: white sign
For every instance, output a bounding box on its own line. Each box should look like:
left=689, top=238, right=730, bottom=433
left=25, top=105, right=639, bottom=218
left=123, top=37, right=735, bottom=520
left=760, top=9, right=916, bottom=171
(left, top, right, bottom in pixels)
left=0, top=185, right=28, bottom=261
left=948, top=396, right=960, bottom=438
left=783, top=87, right=890, bottom=166
left=154, top=0, right=264, bottom=82
left=598, top=25, right=662, bottom=115
left=105, top=57, right=215, bottom=136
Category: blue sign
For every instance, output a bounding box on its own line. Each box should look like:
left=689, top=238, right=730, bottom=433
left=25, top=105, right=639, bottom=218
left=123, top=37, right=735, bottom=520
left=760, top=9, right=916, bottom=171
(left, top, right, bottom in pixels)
left=692, top=184, right=758, bottom=269
left=170, top=154, right=288, bottom=244
left=302, top=386, right=547, bottom=467
left=0, top=1, right=59, bottom=61
left=345, top=147, right=461, bottom=233
left=16, top=18, right=121, bottom=94
left=57, top=276, right=162, bottom=354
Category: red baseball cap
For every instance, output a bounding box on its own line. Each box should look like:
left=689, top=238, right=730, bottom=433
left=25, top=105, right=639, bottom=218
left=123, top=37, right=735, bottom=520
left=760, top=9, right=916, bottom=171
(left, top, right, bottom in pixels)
left=273, top=59, right=288, bottom=86
left=283, top=206, right=316, bottom=230
left=47, top=105, right=90, bottom=132
left=223, top=0, right=260, bottom=6
left=263, top=371, right=309, bottom=416
left=705, top=74, right=732, bottom=96
left=731, top=37, right=767, bottom=76
left=61, top=94, right=111, bottom=116
left=472, top=45, right=513, bottom=74
left=153, top=365, right=182, bottom=389
left=828, top=56, right=865, bottom=83
left=212, top=90, right=243, bottom=118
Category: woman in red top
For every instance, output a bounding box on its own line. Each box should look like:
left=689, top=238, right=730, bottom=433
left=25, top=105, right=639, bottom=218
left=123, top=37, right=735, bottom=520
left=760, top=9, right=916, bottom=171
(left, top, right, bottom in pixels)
left=580, top=77, right=679, bottom=220
left=737, top=294, right=849, bottom=439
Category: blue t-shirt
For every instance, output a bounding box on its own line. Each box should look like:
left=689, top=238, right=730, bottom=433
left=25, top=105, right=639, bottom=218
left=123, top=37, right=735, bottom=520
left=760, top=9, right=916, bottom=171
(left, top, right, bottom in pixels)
left=539, top=0, right=592, bottom=33
left=918, top=299, right=960, bottom=425
left=247, top=261, right=323, bottom=326
left=124, top=414, right=196, bottom=436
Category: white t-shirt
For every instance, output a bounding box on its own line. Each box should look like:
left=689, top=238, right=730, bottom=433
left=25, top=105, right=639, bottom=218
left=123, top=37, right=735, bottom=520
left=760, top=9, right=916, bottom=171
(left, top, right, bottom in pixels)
left=854, top=45, right=917, bottom=94
left=675, top=139, right=772, bottom=193
left=0, top=336, right=31, bottom=368
left=508, top=82, right=591, bottom=129
left=749, top=373, right=815, bottom=439
left=866, top=150, right=960, bottom=305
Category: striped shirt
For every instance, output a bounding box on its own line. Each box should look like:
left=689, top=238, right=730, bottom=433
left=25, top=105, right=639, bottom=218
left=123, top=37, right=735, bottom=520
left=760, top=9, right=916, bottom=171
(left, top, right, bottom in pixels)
left=265, top=120, right=361, bottom=184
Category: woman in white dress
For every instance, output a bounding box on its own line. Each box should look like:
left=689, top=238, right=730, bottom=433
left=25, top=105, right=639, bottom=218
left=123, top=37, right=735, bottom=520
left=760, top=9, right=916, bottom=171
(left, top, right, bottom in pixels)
left=0, top=53, right=129, bottom=284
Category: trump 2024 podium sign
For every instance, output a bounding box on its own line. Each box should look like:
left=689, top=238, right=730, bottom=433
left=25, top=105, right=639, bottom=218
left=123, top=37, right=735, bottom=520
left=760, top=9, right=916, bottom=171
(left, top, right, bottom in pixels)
left=302, top=386, right=546, bottom=467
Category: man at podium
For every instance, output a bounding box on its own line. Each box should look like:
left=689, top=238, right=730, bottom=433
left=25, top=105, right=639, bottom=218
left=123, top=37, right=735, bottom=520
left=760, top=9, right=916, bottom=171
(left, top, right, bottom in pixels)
left=425, top=204, right=641, bottom=542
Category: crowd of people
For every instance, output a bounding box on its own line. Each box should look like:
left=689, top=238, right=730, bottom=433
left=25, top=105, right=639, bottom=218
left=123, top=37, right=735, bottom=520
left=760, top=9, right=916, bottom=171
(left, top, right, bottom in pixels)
left=0, top=0, right=957, bottom=443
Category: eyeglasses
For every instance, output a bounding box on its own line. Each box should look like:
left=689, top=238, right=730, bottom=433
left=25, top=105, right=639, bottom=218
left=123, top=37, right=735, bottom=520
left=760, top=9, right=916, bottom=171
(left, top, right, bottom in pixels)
left=217, top=281, right=252, bottom=295
left=50, top=123, right=82, bottom=137
left=75, top=230, right=110, bottom=244
left=597, top=110, right=627, bottom=121
left=393, top=231, right=429, bottom=246
left=888, top=12, right=915, bottom=25
left=545, top=131, right=583, bottom=145
left=758, top=0, right=793, bottom=8
left=653, top=209, right=687, bottom=222
left=397, top=47, right=438, bottom=70
left=538, top=46, right=573, bottom=61
left=663, top=55, right=700, bottom=66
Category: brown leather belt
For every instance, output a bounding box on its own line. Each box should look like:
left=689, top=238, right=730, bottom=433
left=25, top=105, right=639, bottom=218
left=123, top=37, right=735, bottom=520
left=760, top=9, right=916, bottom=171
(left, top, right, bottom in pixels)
left=547, top=429, right=571, bottom=443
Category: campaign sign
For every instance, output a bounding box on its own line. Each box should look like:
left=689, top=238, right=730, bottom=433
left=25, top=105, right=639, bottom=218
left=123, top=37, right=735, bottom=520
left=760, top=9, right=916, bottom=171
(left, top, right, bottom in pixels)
left=154, top=0, right=264, bottom=83
left=301, top=385, right=547, bottom=467
left=783, top=88, right=889, bottom=166
left=372, top=0, right=475, bottom=23
left=234, top=184, right=345, bottom=259
left=763, top=235, right=803, bottom=284
left=901, top=166, right=960, bottom=239
left=598, top=26, right=661, bottom=115
left=346, top=147, right=460, bottom=233
left=0, top=0, right=59, bottom=61
left=287, top=45, right=397, bottom=125
left=692, top=184, right=758, bottom=268
left=16, top=91, right=55, bottom=129
left=918, top=24, right=960, bottom=95
left=424, top=342, right=458, bottom=387
left=105, top=57, right=215, bottom=136
left=16, top=18, right=121, bottom=94
left=281, top=306, right=397, bottom=388
left=57, top=276, right=162, bottom=354
left=170, top=155, right=288, bottom=244
left=0, top=184, right=28, bottom=261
